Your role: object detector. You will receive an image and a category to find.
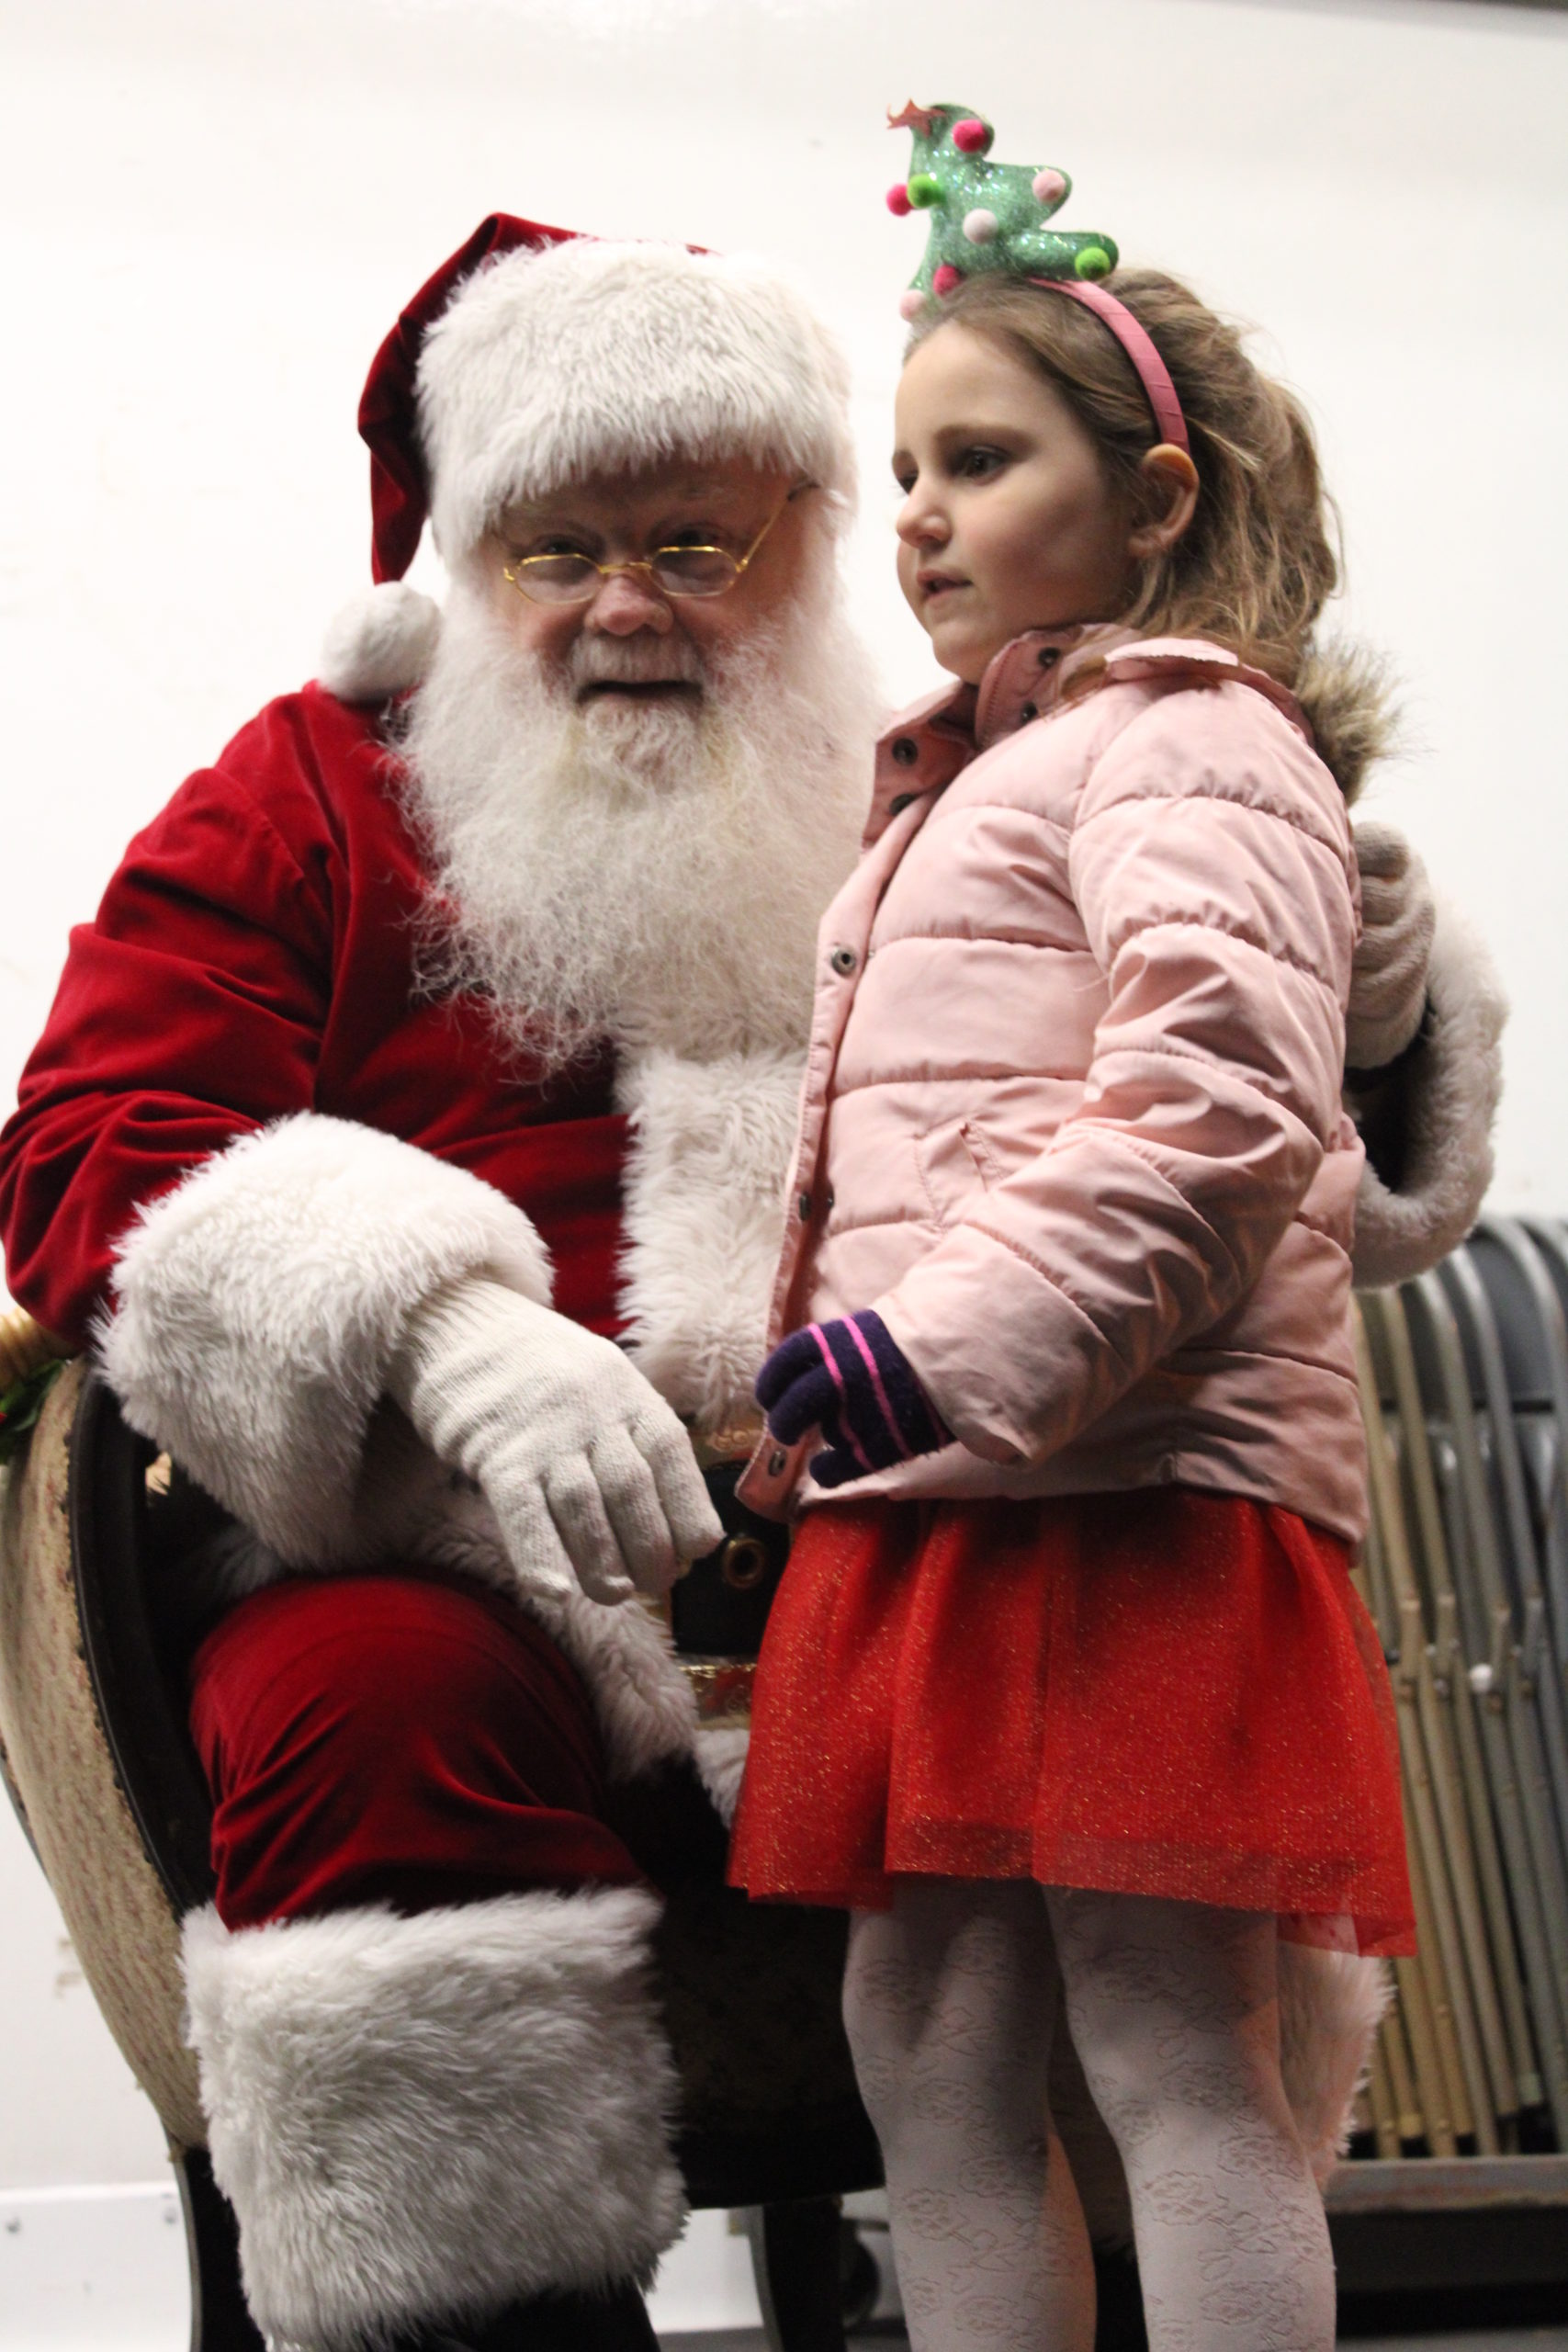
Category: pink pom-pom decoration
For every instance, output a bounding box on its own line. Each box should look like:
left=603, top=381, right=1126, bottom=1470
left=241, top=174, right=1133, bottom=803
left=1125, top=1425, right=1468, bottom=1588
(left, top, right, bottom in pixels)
left=952, top=117, right=991, bottom=154
left=1032, top=168, right=1067, bottom=207
left=886, top=182, right=913, bottom=218
left=962, top=209, right=999, bottom=245
left=898, top=288, right=926, bottom=322
left=932, top=264, right=964, bottom=298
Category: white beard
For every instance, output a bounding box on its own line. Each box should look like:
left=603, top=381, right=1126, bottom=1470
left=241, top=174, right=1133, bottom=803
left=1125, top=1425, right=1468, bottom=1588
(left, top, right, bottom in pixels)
left=395, top=553, right=881, bottom=1075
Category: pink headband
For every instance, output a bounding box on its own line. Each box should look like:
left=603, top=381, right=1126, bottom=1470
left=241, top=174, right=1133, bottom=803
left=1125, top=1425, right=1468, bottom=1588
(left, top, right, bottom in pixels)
left=1033, top=277, right=1190, bottom=456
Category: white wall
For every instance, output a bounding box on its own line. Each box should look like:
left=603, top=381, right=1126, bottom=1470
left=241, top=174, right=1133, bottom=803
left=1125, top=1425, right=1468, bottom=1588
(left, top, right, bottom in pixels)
left=1, top=0, right=1564, bottom=2218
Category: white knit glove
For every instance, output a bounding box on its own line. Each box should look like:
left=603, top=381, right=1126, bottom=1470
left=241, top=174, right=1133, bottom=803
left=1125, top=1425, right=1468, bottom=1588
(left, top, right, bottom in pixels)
left=388, top=1275, right=724, bottom=1607
left=1348, top=820, right=1436, bottom=1069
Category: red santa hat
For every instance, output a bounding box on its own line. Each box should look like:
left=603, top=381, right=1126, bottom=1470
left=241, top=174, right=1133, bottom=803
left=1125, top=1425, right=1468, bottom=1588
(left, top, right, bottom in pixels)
left=320, top=213, right=856, bottom=699
left=359, top=213, right=577, bottom=585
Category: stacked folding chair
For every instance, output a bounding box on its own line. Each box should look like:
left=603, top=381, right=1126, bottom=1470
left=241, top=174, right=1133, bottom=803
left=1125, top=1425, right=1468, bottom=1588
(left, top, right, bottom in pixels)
left=1352, top=1219, right=1568, bottom=2160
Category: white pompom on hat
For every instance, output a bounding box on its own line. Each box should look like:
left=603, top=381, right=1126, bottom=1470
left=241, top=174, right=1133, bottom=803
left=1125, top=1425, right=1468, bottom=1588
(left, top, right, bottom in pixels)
left=416, top=234, right=857, bottom=565
left=318, top=582, right=443, bottom=704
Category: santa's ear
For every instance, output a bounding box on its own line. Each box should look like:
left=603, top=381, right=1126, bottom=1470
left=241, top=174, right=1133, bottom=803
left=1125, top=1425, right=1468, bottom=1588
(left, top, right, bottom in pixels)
left=318, top=582, right=442, bottom=704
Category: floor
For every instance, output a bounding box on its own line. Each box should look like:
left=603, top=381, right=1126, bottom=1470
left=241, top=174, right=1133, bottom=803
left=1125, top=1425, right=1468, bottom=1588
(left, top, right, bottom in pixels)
left=659, top=2335, right=1568, bottom=2350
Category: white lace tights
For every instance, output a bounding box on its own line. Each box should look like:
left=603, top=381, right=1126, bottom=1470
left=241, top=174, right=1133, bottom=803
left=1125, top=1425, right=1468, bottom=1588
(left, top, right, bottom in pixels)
left=842, top=1881, right=1335, bottom=2352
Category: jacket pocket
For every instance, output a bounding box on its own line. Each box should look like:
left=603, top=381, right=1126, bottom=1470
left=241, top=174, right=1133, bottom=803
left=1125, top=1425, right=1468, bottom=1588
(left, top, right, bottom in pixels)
left=913, top=1116, right=999, bottom=1228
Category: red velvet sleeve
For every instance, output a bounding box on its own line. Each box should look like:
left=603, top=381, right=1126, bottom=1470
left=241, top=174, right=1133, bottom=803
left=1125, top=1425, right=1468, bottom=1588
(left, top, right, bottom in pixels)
left=0, top=703, right=339, bottom=1349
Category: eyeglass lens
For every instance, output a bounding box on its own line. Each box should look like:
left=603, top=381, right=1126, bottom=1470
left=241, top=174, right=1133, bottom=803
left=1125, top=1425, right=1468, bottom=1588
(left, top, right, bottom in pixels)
left=513, top=546, right=741, bottom=604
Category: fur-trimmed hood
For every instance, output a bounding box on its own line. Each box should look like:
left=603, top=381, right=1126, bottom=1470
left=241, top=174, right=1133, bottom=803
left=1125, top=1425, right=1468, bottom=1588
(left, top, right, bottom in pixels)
left=1295, top=638, right=1398, bottom=808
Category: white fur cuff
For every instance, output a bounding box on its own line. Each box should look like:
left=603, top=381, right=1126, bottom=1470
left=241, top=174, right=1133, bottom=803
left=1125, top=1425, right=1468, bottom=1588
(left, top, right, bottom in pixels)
left=1352, top=902, right=1506, bottom=1293
left=102, top=1114, right=552, bottom=1566
left=182, top=1889, right=683, bottom=2348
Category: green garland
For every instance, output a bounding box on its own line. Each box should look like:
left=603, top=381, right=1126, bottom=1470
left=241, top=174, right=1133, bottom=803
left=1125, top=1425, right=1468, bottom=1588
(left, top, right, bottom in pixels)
left=0, top=1357, right=64, bottom=1467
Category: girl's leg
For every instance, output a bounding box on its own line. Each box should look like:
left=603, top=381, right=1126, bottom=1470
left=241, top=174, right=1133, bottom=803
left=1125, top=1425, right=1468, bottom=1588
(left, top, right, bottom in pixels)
left=1044, top=1889, right=1335, bottom=2352
left=843, top=1877, right=1096, bottom=2352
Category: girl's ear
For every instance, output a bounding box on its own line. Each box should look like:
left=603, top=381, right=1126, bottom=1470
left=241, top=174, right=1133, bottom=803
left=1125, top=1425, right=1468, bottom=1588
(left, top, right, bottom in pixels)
left=1128, top=443, right=1199, bottom=560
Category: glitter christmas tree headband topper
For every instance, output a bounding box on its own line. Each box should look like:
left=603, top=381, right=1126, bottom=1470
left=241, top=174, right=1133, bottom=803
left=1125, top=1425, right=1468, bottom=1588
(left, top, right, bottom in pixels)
left=886, top=103, right=1189, bottom=456
left=886, top=101, right=1115, bottom=311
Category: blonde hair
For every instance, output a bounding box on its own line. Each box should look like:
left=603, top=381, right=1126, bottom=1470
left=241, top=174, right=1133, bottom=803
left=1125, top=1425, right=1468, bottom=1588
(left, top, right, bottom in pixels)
left=909, top=268, right=1393, bottom=795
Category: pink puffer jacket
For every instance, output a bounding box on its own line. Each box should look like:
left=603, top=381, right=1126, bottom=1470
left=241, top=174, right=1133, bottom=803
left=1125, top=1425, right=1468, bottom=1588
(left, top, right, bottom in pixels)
left=744, top=625, right=1370, bottom=1541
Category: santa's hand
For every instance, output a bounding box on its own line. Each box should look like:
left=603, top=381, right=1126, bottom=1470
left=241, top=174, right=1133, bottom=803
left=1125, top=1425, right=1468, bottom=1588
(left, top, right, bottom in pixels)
left=1348, top=820, right=1435, bottom=1070
left=389, top=1276, right=723, bottom=1606
left=756, top=1309, right=949, bottom=1490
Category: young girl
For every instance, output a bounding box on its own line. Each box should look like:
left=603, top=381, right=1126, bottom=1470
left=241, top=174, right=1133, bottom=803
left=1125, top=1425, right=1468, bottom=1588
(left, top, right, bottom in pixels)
left=728, top=223, right=1415, bottom=2350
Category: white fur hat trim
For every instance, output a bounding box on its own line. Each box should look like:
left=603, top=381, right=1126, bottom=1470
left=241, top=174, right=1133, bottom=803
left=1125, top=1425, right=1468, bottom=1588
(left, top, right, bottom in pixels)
left=416, top=238, right=855, bottom=561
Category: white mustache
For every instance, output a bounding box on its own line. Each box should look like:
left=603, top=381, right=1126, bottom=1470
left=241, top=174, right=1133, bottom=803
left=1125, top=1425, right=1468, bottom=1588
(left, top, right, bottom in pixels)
left=569, top=636, right=705, bottom=691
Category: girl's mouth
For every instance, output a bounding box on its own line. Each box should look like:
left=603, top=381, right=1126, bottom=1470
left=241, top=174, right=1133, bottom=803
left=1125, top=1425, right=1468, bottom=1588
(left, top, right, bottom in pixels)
left=918, top=571, right=967, bottom=602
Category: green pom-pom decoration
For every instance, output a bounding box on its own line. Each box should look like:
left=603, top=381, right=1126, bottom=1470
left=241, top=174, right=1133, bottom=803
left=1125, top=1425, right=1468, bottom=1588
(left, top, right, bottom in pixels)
left=886, top=101, right=1119, bottom=315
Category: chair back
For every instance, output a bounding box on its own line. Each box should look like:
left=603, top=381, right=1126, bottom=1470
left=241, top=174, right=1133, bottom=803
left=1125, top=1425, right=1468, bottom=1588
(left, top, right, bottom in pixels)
left=0, top=1361, right=205, bottom=2146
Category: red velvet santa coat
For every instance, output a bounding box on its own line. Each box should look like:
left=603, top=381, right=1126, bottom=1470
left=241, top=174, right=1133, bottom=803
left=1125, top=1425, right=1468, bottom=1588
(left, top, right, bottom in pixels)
left=2, top=684, right=628, bottom=1350
left=0, top=679, right=805, bottom=1793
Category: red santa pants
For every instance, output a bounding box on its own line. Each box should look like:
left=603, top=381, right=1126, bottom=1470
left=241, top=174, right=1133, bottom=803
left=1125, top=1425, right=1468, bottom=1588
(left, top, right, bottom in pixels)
left=188, top=1568, right=649, bottom=1929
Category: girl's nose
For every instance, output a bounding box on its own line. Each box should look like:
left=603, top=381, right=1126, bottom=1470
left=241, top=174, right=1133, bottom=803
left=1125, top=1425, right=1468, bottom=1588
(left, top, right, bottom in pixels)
left=896, top=483, right=948, bottom=549
left=583, top=567, right=674, bottom=636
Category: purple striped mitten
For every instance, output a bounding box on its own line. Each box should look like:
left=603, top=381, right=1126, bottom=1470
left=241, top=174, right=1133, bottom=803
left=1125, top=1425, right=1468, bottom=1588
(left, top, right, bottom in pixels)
left=755, top=1309, right=950, bottom=1490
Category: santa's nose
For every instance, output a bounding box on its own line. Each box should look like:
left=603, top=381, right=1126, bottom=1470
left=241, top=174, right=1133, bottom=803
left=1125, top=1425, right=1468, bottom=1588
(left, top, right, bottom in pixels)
left=583, top=569, right=674, bottom=635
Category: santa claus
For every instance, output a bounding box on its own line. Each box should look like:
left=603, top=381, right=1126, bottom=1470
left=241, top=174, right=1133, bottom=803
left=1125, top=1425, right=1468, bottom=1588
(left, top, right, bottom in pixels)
left=0, top=215, right=1498, bottom=2352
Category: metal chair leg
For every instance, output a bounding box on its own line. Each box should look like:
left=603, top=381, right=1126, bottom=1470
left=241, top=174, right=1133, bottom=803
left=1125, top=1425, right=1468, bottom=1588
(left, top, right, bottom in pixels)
left=172, top=2147, right=266, bottom=2352
left=747, top=2199, right=847, bottom=2352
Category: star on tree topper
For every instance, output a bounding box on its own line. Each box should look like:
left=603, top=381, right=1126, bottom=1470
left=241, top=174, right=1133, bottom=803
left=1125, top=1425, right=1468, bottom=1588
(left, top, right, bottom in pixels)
left=886, top=102, right=1118, bottom=320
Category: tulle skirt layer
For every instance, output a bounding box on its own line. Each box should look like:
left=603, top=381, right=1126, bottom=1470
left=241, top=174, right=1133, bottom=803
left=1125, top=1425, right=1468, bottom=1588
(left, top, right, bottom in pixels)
left=728, top=1487, right=1414, bottom=1957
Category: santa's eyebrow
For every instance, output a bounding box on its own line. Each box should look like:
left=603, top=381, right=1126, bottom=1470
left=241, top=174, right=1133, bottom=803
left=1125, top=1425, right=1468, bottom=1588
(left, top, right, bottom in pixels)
left=501, top=482, right=758, bottom=539
left=649, top=493, right=762, bottom=535
left=497, top=512, right=597, bottom=549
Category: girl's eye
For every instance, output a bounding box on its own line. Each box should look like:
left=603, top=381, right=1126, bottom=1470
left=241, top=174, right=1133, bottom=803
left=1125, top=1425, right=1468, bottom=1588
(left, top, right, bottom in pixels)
left=956, top=447, right=1008, bottom=481
left=892, top=471, right=917, bottom=498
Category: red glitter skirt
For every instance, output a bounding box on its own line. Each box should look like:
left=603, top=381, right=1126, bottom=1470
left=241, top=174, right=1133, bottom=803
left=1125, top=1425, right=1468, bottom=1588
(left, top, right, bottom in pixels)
left=728, top=1487, right=1414, bottom=1957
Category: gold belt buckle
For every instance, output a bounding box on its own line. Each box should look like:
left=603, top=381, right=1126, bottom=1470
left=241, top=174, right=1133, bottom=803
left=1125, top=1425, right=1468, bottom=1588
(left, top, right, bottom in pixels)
left=681, top=1657, right=758, bottom=1730
left=690, top=1419, right=765, bottom=1474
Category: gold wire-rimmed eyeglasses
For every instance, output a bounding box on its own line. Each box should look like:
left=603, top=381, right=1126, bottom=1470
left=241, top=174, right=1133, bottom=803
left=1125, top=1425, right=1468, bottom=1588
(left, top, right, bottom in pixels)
left=501, top=483, right=816, bottom=605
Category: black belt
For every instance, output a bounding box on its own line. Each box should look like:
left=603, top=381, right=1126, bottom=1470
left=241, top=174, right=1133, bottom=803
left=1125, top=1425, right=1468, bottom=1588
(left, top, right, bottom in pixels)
left=665, top=1441, right=793, bottom=1727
